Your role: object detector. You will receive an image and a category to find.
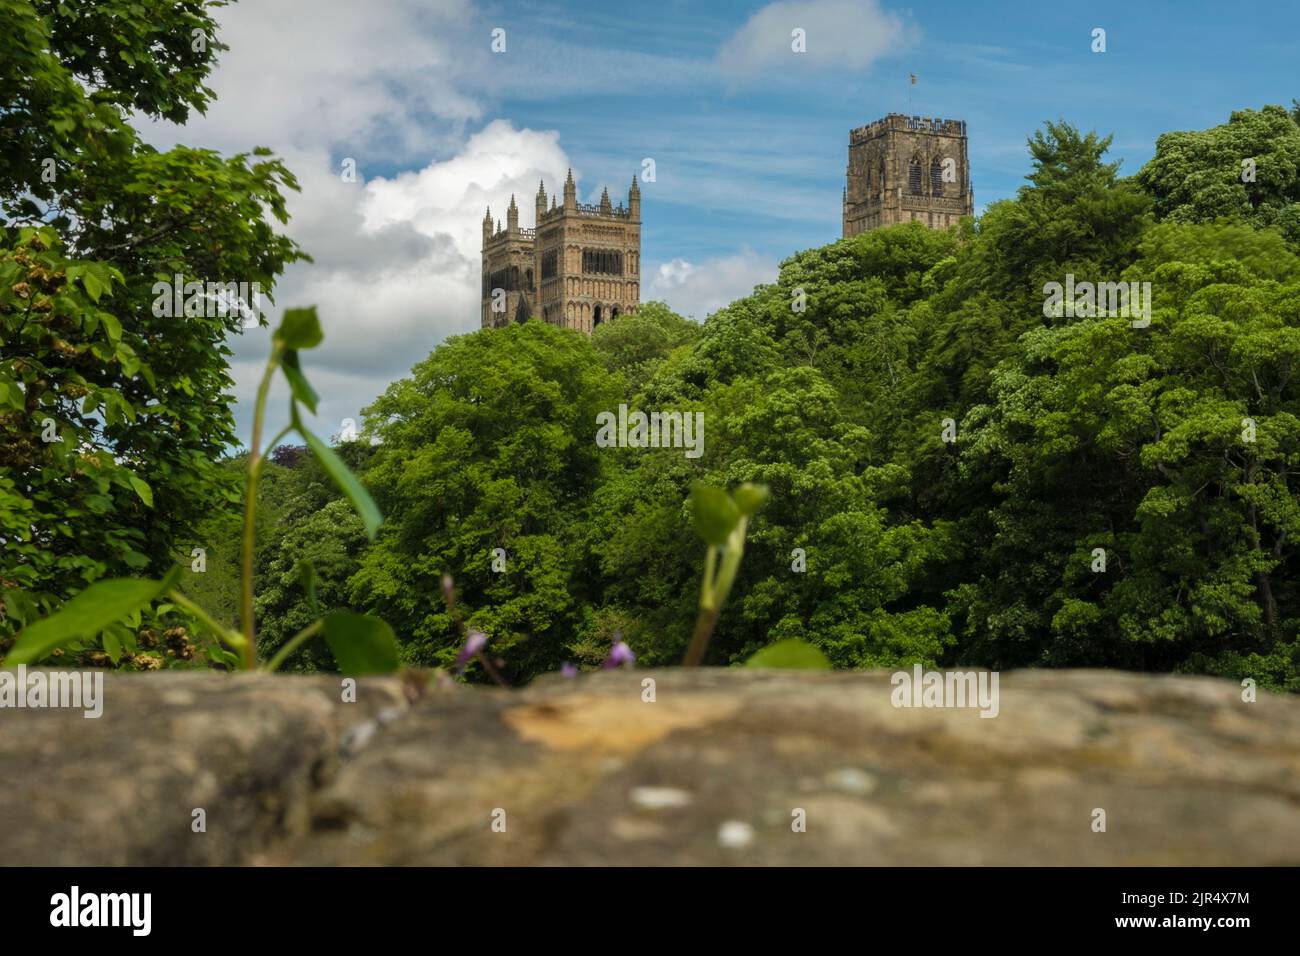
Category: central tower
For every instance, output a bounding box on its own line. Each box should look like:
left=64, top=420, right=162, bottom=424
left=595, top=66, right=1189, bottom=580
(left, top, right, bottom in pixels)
left=481, top=170, right=641, bottom=333
left=842, top=114, right=973, bottom=237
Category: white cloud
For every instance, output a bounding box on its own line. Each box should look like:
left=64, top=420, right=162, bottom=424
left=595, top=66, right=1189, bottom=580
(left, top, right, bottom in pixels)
left=646, top=250, right=779, bottom=320
left=718, top=0, right=913, bottom=83
left=131, top=0, right=603, bottom=446
left=153, top=0, right=480, bottom=161
left=361, top=119, right=572, bottom=242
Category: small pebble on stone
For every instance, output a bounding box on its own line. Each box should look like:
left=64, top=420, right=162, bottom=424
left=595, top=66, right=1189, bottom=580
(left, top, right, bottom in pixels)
left=718, top=820, right=754, bottom=849
left=630, top=786, right=693, bottom=810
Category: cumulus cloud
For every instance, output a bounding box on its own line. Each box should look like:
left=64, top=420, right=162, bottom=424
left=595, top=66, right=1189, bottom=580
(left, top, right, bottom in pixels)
left=362, top=120, right=573, bottom=242
left=646, top=250, right=779, bottom=320
left=718, top=0, right=913, bottom=83
left=145, top=0, right=481, bottom=161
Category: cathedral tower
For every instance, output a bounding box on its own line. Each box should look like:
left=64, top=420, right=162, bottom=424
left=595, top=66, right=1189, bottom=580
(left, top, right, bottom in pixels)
left=843, top=114, right=973, bottom=237
left=481, top=170, right=641, bottom=332
left=480, top=195, right=535, bottom=327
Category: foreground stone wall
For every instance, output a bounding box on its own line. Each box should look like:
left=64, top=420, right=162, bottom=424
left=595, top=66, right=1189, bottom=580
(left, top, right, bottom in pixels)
left=3, top=669, right=1298, bottom=865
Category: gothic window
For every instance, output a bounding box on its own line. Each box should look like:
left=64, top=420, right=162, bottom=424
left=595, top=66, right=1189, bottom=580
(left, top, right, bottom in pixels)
left=930, top=159, right=945, bottom=197
left=908, top=157, right=923, bottom=195
left=582, top=249, right=623, bottom=275
left=488, top=267, right=516, bottom=293
left=593, top=304, right=603, bottom=326
left=525, top=268, right=534, bottom=290
left=542, top=249, right=558, bottom=280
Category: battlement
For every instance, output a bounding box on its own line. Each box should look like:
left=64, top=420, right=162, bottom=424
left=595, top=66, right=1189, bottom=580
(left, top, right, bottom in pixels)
left=536, top=202, right=634, bottom=224
left=850, top=113, right=967, bottom=143
left=484, top=226, right=536, bottom=245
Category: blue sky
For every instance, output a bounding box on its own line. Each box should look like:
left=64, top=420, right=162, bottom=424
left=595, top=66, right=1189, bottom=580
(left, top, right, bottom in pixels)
left=148, top=0, right=1300, bottom=447
left=467, top=0, right=1300, bottom=274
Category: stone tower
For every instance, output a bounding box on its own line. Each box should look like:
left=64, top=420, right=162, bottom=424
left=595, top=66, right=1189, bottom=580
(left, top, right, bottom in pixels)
left=842, top=114, right=973, bottom=237
left=481, top=170, right=641, bottom=332
left=480, top=196, right=535, bottom=327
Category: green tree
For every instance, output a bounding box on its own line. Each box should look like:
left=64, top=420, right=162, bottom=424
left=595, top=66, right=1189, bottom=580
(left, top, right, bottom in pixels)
left=1, top=0, right=304, bottom=633
left=1137, top=104, right=1300, bottom=243
left=956, top=222, right=1300, bottom=671
left=591, top=300, right=700, bottom=396
left=351, top=322, right=621, bottom=679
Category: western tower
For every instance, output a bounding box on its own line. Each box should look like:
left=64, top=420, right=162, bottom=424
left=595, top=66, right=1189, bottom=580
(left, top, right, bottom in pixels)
left=481, top=170, right=641, bottom=332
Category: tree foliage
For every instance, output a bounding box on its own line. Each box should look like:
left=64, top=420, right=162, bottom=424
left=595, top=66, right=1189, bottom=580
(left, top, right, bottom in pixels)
left=1137, top=104, right=1300, bottom=243
left=1, top=0, right=304, bottom=646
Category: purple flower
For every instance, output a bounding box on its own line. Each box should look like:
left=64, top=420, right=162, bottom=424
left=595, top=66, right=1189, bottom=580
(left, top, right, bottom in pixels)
left=602, top=640, right=636, bottom=670
left=453, top=629, right=487, bottom=673
left=560, top=662, right=579, bottom=678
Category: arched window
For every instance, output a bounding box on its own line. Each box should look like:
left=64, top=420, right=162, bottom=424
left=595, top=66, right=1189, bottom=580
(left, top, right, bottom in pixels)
left=930, top=159, right=945, bottom=197
left=908, top=157, right=923, bottom=195
left=593, top=305, right=604, bottom=326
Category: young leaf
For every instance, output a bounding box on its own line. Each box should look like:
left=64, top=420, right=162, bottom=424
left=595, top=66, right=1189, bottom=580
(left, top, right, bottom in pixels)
left=101, top=312, right=122, bottom=345
left=114, top=622, right=139, bottom=656
left=690, top=482, right=739, bottom=547
left=733, top=483, right=770, bottom=516
left=128, top=474, right=153, bottom=507
left=4, top=573, right=176, bottom=666
left=321, top=613, right=399, bottom=674
left=744, top=638, right=832, bottom=670
left=280, top=350, right=319, bottom=413
left=297, top=420, right=381, bottom=539
left=102, top=628, right=123, bottom=665
left=274, top=307, right=323, bottom=350
left=81, top=270, right=104, bottom=302
left=296, top=559, right=320, bottom=612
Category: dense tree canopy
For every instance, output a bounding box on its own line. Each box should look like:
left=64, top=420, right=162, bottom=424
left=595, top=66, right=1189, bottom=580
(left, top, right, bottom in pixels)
left=5, top=36, right=1297, bottom=693
left=201, top=109, right=1300, bottom=690
left=1136, top=104, right=1300, bottom=243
